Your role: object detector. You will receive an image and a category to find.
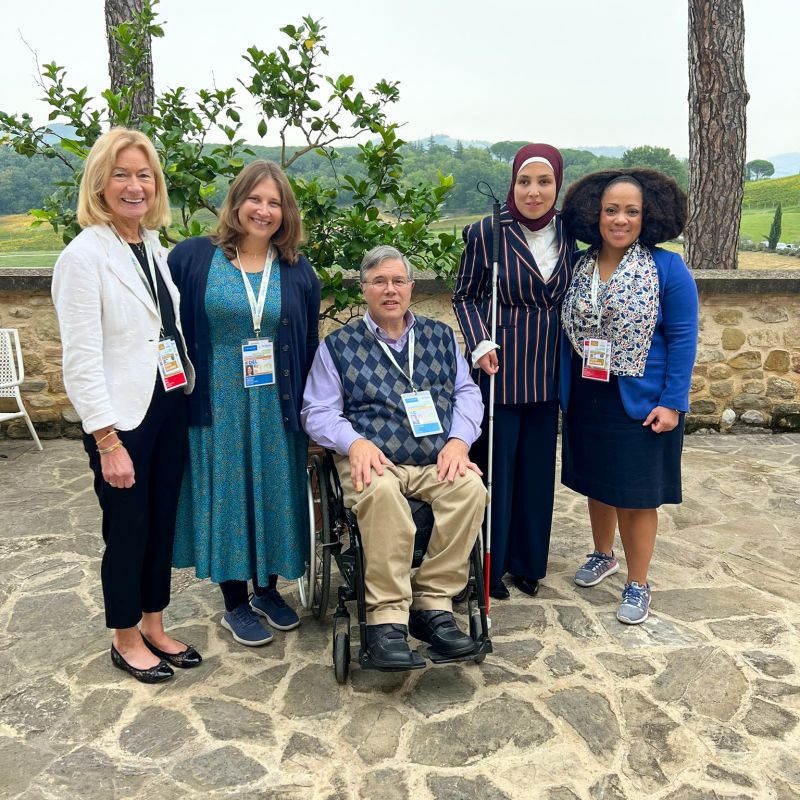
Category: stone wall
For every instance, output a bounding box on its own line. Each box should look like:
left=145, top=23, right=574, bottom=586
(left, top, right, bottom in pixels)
left=1, top=269, right=799, bottom=439
left=0, top=271, right=79, bottom=440
left=692, top=288, right=800, bottom=433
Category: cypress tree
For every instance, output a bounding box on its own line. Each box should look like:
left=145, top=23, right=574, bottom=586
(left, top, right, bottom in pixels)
left=767, top=203, right=782, bottom=250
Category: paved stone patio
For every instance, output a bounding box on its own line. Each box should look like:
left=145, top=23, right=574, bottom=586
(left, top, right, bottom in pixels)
left=1, top=435, right=799, bottom=799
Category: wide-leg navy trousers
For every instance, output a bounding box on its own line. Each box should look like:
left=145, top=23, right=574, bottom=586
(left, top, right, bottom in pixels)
left=472, top=399, right=559, bottom=587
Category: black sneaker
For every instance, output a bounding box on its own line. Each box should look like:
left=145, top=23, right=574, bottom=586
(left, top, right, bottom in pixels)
left=408, top=609, right=476, bottom=657
left=365, top=624, right=425, bottom=670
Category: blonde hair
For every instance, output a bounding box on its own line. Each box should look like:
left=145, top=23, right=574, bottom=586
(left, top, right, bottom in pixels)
left=77, top=127, right=171, bottom=229
left=212, top=160, right=304, bottom=265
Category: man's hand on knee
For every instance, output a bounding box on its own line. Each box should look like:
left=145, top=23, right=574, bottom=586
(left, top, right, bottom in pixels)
left=348, top=438, right=393, bottom=492
left=436, top=438, right=483, bottom=483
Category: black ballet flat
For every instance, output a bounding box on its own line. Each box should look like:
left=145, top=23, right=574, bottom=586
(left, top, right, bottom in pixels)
left=142, top=635, right=203, bottom=669
left=110, top=644, right=174, bottom=683
left=513, top=576, right=540, bottom=597
left=489, top=581, right=511, bottom=600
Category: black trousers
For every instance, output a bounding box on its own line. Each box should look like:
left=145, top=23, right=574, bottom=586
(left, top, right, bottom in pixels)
left=84, top=380, right=188, bottom=629
left=472, top=399, right=559, bottom=587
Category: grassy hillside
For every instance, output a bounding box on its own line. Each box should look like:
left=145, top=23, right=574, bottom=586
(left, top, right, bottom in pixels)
left=743, top=174, right=800, bottom=208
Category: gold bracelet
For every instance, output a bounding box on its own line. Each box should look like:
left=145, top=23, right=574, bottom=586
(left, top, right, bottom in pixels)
left=95, top=430, right=118, bottom=446
left=98, top=441, right=124, bottom=456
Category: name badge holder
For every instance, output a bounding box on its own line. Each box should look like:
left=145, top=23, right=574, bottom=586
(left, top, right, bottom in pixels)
left=237, top=246, right=276, bottom=388
left=113, top=226, right=188, bottom=391
left=374, top=326, right=444, bottom=438
left=581, top=264, right=612, bottom=383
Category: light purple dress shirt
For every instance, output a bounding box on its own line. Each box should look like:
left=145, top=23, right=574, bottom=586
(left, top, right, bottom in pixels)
left=301, top=311, right=484, bottom=455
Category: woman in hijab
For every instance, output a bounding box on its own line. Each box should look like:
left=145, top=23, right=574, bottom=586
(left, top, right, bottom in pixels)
left=453, top=143, right=576, bottom=599
left=559, top=169, right=698, bottom=624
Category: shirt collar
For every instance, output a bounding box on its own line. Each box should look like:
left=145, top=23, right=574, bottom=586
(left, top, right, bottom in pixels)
left=364, top=309, right=416, bottom=345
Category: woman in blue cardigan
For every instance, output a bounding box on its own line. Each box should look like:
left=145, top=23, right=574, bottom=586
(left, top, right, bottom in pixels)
left=169, top=160, right=320, bottom=646
left=559, top=169, right=698, bottom=625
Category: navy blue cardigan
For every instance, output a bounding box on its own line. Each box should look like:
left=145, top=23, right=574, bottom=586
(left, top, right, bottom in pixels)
left=168, top=236, right=321, bottom=431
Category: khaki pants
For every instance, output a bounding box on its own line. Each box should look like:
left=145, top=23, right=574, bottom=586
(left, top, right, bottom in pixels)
left=335, top=456, right=488, bottom=625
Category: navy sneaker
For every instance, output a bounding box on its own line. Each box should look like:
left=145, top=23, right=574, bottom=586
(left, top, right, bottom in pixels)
left=250, top=587, right=300, bottom=631
left=221, top=603, right=273, bottom=646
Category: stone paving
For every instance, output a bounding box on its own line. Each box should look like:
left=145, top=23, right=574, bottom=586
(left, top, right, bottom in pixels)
left=1, top=435, right=799, bottom=800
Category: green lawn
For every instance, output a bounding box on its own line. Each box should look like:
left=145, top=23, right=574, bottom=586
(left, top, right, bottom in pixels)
left=739, top=205, right=800, bottom=244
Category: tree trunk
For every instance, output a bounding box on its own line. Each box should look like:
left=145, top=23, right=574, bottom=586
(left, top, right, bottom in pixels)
left=105, top=0, right=154, bottom=127
left=686, top=0, right=749, bottom=270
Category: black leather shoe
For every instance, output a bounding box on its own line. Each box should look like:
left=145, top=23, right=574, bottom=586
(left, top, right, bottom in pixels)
left=409, top=610, right=476, bottom=657
left=110, top=645, right=174, bottom=683
left=513, top=576, right=540, bottom=597
left=142, top=635, right=203, bottom=669
left=365, top=624, right=426, bottom=670
left=489, top=581, right=510, bottom=600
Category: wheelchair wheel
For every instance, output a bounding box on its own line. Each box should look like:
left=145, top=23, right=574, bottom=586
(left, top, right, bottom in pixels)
left=301, top=455, right=332, bottom=618
left=333, top=630, right=350, bottom=684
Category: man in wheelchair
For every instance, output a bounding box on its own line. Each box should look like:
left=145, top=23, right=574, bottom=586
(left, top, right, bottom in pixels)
left=302, top=245, right=487, bottom=670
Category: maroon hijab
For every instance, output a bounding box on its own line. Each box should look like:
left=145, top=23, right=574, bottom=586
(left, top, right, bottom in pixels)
left=505, top=143, right=564, bottom=231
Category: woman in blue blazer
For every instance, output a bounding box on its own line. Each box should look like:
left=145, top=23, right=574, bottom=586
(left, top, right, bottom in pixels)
left=559, top=168, right=698, bottom=625
left=453, top=143, right=575, bottom=599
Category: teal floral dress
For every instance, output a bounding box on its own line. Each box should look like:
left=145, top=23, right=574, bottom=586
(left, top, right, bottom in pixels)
left=173, top=248, right=308, bottom=584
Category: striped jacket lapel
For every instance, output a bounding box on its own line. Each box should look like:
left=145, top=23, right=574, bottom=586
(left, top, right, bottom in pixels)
left=540, top=214, right=573, bottom=301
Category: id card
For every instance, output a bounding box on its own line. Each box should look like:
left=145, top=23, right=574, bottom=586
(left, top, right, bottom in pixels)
left=242, top=338, right=275, bottom=387
left=401, top=391, right=444, bottom=437
left=582, top=338, right=612, bottom=382
left=157, top=337, right=188, bottom=391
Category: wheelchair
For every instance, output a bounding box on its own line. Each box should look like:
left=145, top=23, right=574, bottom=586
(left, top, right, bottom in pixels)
left=299, top=449, right=492, bottom=683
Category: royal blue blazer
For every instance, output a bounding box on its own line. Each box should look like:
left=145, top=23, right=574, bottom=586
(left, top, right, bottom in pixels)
left=453, top=206, right=575, bottom=405
left=559, top=246, right=699, bottom=420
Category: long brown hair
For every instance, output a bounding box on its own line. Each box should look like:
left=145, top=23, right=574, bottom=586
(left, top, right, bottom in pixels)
left=212, top=160, right=304, bottom=264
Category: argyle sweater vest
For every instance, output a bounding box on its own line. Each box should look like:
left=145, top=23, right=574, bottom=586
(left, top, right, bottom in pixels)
left=325, top=317, right=457, bottom=465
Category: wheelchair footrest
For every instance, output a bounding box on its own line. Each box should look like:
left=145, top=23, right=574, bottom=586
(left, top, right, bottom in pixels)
left=358, top=649, right=426, bottom=673
left=425, top=638, right=493, bottom=665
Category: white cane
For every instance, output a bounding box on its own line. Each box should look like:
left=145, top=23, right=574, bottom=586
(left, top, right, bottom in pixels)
left=476, top=185, right=502, bottom=612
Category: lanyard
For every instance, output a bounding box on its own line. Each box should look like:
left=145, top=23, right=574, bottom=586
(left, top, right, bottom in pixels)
left=236, top=246, right=273, bottom=337
left=372, top=324, right=417, bottom=392
left=111, top=225, right=163, bottom=335
left=590, top=263, right=602, bottom=321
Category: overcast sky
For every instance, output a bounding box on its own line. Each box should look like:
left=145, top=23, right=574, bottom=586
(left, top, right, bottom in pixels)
left=0, top=0, right=796, bottom=160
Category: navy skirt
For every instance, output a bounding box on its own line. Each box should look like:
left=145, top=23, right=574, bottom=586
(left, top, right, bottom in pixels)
left=561, top=352, right=684, bottom=508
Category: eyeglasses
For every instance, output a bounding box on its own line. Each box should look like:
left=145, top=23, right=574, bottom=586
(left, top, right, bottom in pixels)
left=361, top=277, right=412, bottom=289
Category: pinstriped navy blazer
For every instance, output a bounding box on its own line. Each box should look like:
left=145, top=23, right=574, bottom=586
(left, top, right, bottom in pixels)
left=453, top=206, right=576, bottom=404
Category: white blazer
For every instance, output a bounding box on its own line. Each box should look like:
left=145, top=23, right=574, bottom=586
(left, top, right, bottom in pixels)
left=52, top=224, right=195, bottom=433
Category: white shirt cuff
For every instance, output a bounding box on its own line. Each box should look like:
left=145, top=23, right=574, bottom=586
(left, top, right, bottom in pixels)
left=471, top=339, right=499, bottom=368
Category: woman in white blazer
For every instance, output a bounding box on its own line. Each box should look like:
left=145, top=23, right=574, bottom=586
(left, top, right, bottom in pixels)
left=52, top=128, right=201, bottom=683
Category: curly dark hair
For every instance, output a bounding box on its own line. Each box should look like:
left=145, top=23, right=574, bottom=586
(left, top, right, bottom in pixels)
left=561, top=168, right=687, bottom=247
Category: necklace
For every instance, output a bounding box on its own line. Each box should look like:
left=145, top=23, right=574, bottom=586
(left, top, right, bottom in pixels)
left=129, top=240, right=146, bottom=258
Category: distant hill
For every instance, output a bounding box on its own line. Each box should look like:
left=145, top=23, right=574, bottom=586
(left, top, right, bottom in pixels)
left=42, top=123, right=77, bottom=144
left=743, top=173, right=800, bottom=207
left=767, top=153, right=800, bottom=178
left=572, top=145, right=629, bottom=159
left=416, top=134, right=492, bottom=150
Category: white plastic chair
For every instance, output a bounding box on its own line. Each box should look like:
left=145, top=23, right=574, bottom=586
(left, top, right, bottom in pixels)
left=0, top=328, right=43, bottom=451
